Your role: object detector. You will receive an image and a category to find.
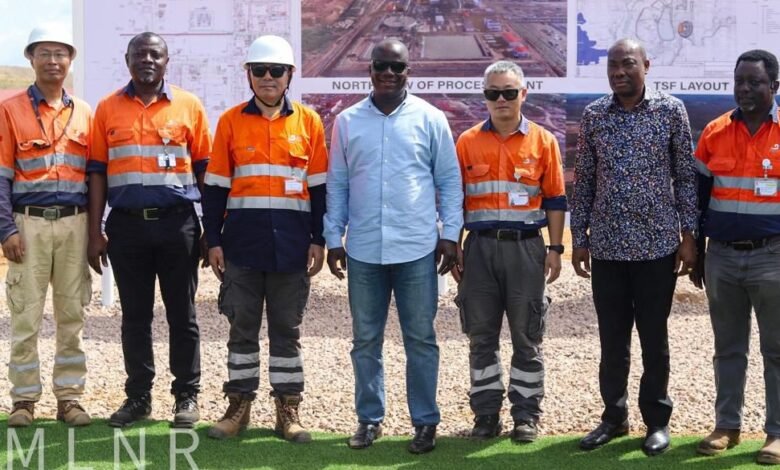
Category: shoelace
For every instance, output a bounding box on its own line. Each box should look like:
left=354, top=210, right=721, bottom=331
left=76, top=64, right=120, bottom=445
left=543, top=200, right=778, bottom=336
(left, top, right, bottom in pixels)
left=13, top=401, right=34, bottom=413
left=61, top=401, right=85, bottom=413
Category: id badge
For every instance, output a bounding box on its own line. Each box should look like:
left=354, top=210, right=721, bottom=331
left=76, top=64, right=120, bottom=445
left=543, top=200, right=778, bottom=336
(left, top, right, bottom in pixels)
left=755, top=178, right=778, bottom=197
left=508, top=189, right=529, bottom=206
left=285, top=178, right=303, bottom=194
left=157, top=152, right=174, bottom=170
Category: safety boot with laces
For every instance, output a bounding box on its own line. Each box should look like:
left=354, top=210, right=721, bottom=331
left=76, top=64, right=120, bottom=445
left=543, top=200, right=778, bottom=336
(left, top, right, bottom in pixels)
left=208, top=392, right=253, bottom=439
left=57, top=400, right=91, bottom=426
left=172, top=392, right=199, bottom=428
left=274, top=394, right=312, bottom=443
left=109, top=395, right=151, bottom=428
left=8, top=401, right=35, bottom=427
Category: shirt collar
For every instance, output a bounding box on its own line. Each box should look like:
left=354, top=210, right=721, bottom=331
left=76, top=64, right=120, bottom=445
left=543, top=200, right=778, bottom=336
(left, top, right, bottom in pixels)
left=730, top=99, right=779, bottom=124
left=480, top=115, right=530, bottom=135
left=241, top=95, right=294, bottom=116
left=366, top=91, right=409, bottom=115
left=28, top=84, right=72, bottom=107
left=608, top=86, right=656, bottom=110
left=122, top=80, right=173, bottom=101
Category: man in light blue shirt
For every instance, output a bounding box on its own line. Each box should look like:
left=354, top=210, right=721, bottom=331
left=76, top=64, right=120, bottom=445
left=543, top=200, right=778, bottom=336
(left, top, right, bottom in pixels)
left=324, top=38, right=463, bottom=454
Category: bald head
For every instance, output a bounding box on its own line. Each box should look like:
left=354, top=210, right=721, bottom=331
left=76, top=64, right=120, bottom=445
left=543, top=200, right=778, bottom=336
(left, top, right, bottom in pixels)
left=609, top=38, right=647, bottom=62
left=371, top=38, right=409, bottom=63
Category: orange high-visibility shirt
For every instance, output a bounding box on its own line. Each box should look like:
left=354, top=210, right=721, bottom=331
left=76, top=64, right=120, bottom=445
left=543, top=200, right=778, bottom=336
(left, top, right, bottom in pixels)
left=456, top=117, right=567, bottom=231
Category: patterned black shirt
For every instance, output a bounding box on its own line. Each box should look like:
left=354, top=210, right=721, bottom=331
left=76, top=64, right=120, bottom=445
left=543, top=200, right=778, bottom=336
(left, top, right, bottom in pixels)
left=571, top=89, right=697, bottom=261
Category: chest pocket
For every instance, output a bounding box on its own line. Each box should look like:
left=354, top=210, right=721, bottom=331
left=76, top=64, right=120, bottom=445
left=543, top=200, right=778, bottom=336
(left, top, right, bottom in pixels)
left=514, top=154, right=542, bottom=182
left=706, top=156, right=737, bottom=175
left=464, top=163, right=490, bottom=183
left=288, top=139, right=311, bottom=170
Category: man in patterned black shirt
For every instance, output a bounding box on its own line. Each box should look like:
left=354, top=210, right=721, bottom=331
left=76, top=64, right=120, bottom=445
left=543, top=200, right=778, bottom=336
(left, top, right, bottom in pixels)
left=570, top=38, right=697, bottom=456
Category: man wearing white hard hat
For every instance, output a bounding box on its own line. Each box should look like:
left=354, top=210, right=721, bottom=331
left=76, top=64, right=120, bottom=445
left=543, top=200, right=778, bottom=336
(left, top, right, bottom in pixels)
left=0, top=24, right=92, bottom=427
left=202, top=35, right=327, bottom=441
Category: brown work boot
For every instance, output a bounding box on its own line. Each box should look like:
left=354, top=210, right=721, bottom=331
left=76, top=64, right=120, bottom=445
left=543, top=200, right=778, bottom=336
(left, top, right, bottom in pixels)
left=207, top=393, right=253, bottom=440
left=8, top=401, right=35, bottom=427
left=758, top=435, right=780, bottom=465
left=57, top=400, right=91, bottom=427
left=274, top=394, right=312, bottom=443
left=696, top=428, right=741, bottom=455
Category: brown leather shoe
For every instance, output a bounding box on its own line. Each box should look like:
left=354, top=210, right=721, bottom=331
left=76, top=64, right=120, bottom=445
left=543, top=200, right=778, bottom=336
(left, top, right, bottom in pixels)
left=696, top=428, right=741, bottom=456
left=757, top=435, right=780, bottom=465
left=57, top=400, right=92, bottom=427
left=8, top=401, right=35, bottom=427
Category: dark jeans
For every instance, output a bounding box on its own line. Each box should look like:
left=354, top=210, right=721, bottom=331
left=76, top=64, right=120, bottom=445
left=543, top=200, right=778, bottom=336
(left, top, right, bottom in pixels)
left=106, top=207, right=201, bottom=398
left=591, top=253, right=676, bottom=427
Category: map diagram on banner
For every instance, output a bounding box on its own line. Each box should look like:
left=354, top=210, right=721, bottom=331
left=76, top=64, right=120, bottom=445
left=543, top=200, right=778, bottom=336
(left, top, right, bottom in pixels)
left=576, top=0, right=738, bottom=78
left=82, top=0, right=292, bottom=129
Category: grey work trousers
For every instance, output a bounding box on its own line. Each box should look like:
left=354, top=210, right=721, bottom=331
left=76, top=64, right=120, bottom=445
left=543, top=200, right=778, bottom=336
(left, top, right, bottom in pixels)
left=705, top=238, right=780, bottom=436
left=217, top=261, right=310, bottom=397
left=456, top=231, right=548, bottom=424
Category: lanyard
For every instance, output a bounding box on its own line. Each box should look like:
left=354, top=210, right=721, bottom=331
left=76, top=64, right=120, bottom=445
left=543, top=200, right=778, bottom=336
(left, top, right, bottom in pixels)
left=27, top=86, right=75, bottom=148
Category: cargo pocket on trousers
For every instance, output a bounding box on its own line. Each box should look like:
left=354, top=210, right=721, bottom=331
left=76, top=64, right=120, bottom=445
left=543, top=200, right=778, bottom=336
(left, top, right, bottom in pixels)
left=297, top=274, right=311, bottom=321
left=5, top=271, right=24, bottom=315
left=81, top=267, right=93, bottom=307
left=217, top=281, right=235, bottom=322
left=454, top=290, right=468, bottom=334
left=527, top=296, right=551, bottom=342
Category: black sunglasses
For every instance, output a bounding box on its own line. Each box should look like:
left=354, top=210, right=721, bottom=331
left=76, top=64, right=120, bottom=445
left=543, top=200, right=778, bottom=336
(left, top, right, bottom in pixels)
left=372, top=60, right=408, bottom=74
left=250, top=64, right=289, bottom=78
left=483, top=89, right=521, bottom=101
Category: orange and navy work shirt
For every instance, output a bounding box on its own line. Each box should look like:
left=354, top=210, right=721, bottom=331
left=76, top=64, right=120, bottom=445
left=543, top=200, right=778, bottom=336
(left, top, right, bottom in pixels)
left=202, top=97, right=328, bottom=272
left=0, top=85, right=91, bottom=207
left=87, top=81, right=211, bottom=209
left=456, top=116, right=567, bottom=231
left=696, top=102, right=780, bottom=241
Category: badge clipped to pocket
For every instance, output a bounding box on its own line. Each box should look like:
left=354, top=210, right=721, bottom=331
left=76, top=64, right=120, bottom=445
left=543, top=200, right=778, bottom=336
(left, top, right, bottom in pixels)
left=285, top=178, right=303, bottom=194
left=755, top=178, right=778, bottom=197
left=508, top=188, right=530, bottom=207
left=157, top=152, right=175, bottom=170
left=756, top=158, right=779, bottom=197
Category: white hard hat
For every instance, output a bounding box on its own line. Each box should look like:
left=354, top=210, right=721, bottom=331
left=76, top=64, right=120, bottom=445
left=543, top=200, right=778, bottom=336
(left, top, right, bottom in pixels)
left=25, top=24, right=76, bottom=59
left=243, top=35, right=295, bottom=69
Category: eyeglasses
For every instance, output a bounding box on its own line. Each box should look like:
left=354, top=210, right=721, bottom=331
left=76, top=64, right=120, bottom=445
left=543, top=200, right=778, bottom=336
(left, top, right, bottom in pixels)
left=250, top=64, right=289, bottom=78
left=33, top=51, right=70, bottom=62
left=371, top=60, right=408, bottom=74
left=483, top=89, right=522, bottom=101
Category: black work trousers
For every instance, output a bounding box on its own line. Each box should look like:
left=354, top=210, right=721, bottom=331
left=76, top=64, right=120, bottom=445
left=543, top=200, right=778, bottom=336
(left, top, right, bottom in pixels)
left=591, top=253, right=676, bottom=428
left=106, top=207, right=201, bottom=398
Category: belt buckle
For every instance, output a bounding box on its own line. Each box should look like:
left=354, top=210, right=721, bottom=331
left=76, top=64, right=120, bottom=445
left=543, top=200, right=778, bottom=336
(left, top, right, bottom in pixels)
left=731, top=240, right=754, bottom=250
left=142, top=208, right=160, bottom=221
left=495, top=229, right=514, bottom=240
left=42, top=207, right=60, bottom=221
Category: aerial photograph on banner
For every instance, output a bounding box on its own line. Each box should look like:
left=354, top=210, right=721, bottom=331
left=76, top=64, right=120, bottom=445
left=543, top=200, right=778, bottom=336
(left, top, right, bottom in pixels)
left=302, top=0, right=567, bottom=78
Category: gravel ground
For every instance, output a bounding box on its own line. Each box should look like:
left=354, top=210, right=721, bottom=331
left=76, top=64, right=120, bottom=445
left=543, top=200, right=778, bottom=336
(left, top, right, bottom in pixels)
left=0, top=257, right=771, bottom=439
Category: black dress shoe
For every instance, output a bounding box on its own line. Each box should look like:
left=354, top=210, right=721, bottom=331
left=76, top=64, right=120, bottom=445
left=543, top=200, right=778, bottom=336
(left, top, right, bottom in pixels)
left=408, top=425, right=437, bottom=454
left=579, top=420, right=629, bottom=450
left=348, top=423, right=382, bottom=449
left=642, top=426, right=670, bottom=456
left=470, top=414, right=502, bottom=439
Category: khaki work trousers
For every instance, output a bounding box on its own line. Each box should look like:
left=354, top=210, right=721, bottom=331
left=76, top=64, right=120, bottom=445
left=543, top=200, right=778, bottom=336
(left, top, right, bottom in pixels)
left=5, top=211, right=91, bottom=403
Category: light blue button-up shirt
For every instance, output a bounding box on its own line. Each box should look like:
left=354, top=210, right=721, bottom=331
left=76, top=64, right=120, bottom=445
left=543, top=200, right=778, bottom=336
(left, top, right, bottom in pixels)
left=324, top=93, right=463, bottom=265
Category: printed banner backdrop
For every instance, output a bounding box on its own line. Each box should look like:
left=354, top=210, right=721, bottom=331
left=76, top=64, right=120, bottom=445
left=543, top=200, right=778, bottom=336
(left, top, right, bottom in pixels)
left=75, top=0, right=780, bottom=191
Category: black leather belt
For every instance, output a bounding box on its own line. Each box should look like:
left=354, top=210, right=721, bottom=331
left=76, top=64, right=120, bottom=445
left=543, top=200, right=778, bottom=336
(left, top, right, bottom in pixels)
left=723, top=236, right=779, bottom=251
left=114, top=205, right=192, bottom=221
left=476, top=229, right=540, bottom=241
left=13, top=205, right=85, bottom=220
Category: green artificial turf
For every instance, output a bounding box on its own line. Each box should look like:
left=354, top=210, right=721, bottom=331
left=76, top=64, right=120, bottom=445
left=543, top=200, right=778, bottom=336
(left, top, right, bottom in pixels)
left=0, top=419, right=771, bottom=469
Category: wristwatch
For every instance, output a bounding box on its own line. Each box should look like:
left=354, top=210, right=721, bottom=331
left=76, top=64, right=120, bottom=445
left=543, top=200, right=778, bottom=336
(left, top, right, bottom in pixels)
left=547, top=244, right=565, bottom=254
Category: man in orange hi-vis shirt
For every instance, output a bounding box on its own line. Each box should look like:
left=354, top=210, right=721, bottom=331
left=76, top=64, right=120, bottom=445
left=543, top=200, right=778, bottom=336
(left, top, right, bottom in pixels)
left=87, top=32, right=211, bottom=430
left=0, top=24, right=92, bottom=429
left=453, top=60, right=566, bottom=444
left=201, top=35, right=327, bottom=442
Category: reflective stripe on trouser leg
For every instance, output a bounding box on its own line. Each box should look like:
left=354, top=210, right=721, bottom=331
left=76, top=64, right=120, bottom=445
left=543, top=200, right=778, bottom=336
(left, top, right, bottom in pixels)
left=7, top=213, right=51, bottom=402
left=51, top=212, right=90, bottom=400
left=266, top=270, right=309, bottom=396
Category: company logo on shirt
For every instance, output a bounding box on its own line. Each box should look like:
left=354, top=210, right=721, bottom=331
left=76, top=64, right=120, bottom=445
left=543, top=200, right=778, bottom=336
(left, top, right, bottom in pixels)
left=288, top=135, right=299, bottom=143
